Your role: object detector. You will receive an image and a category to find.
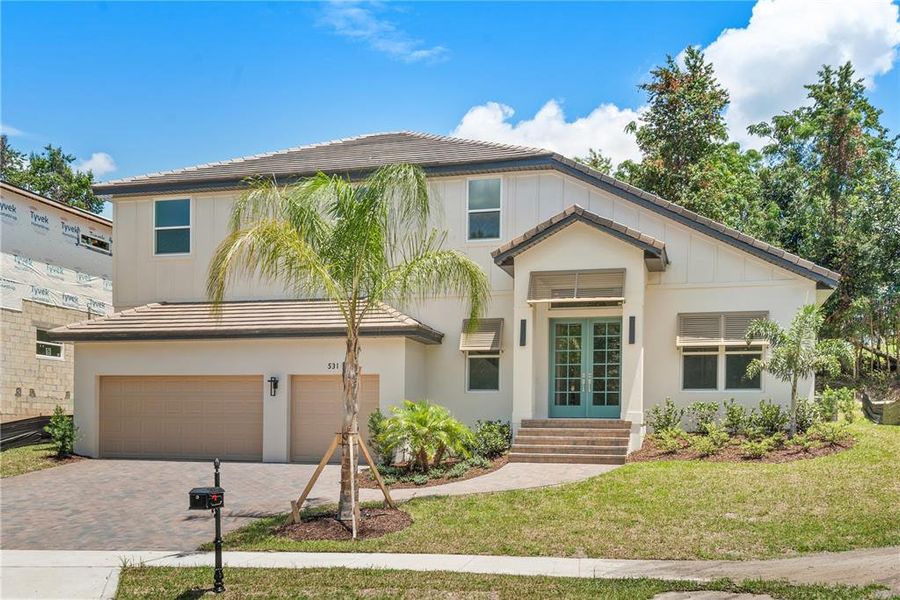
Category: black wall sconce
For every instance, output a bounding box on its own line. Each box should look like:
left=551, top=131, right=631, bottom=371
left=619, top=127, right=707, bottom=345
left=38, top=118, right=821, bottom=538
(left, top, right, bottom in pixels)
left=519, top=319, right=527, bottom=346
left=267, top=376, right=279, bottom=397
left=628, top=316, right=636, bottom=344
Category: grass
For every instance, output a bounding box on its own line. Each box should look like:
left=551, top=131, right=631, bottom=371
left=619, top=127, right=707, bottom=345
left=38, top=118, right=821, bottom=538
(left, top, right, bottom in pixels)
left=0, top=443, right=66, bottom=478
left=114, top=567, right=893, bottom=599
left=218, top=419, right=900, bottom=560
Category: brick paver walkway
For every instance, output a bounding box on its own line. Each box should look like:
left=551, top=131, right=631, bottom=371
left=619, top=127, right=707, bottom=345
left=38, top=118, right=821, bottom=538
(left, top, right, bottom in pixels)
left=0, top=459, right=613, bottom=550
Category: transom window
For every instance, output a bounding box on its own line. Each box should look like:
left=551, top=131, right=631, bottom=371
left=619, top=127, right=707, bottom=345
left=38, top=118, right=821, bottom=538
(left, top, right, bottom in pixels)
left=467, top=178, right=501, bottom=241
left=154, top=199, right=191, bottom=255
left=80, top=233, right=111, bottom=254
left=682, top=345, right=763, bottom=391
left=467, top=352, right=500, bottom=391
left=36, top=329, right=63, bottom=359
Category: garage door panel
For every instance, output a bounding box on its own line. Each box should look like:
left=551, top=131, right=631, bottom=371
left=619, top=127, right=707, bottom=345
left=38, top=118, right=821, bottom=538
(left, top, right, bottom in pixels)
left=100, top=376, right=263, bottom=461
left=290, top=374, right=379, bottom=463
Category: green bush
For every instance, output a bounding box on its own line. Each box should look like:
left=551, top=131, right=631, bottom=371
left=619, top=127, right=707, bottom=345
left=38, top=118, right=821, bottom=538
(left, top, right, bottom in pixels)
left=723, top=399, right=747, bottom=435
left=411, top=474, right=429, bottom=486
left=703, top=422, right=731, bottom=449
left=688, top=401, right=719, bottom=433
left=809, top=421, right=854, bottom=446
left=445, top=462, right=469, bottom=479
left=816, top=386, right=841, bottom=421
left=382, top=475, right=398, bottom=486
left=652, top=428, right=685, bottom=453
left=749, top=399, right=788, bottom=436
left=647, top=397, right=684, bottom=432
left=44, top=406, right=77, bottom=457
left=367, top=408, right=393, bottom=466
left=467, top=455, right=491, bottom=469
left=833, top=387, right=857, bottom=423
left=380, top=400, right=475, bottom=471
left=688, top=434, right=719, bottom=457
left=794, top=398, right=821, bottom=434
left=786, top=433, right=821, bottom=453
left=741, top=436, right=777, bottom=459
left=467, top=420, right=511, bottom=459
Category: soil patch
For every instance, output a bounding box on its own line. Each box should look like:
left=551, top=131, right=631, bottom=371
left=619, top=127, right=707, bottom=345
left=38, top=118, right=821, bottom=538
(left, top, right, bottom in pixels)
left=359, top=455, right=508, bottom=490
left=628, top=437, right=854, bottom=464
left=275, top=508, right=412, bottom=541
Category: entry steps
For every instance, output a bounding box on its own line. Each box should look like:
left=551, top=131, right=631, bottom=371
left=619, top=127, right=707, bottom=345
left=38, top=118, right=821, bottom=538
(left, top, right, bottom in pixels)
left=509, top=419, right=631, bottom=465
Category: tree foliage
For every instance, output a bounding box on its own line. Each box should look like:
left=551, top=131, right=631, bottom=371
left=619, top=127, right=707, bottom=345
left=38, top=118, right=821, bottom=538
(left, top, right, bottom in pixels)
left=0, top=135, right=105, bottom=213
left=379, top=400, right=474, bottom=471
left=575, top=148, right=613, bottom=175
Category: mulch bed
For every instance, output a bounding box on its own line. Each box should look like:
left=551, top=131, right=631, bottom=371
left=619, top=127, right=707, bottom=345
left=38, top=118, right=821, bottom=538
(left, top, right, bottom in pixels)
left=274, top=508, right=412, bottom=541
left=358, top=455, right=508, bottom=490
left=628, top=437, right=854, bottom=464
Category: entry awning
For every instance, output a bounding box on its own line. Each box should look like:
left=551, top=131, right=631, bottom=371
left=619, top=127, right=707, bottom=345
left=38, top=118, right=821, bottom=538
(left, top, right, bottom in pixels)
left=676, top=311, right=769, bottom=347
left=527, top=269, right=625, bottom=304
left=459, top=318, right=504, bottom=352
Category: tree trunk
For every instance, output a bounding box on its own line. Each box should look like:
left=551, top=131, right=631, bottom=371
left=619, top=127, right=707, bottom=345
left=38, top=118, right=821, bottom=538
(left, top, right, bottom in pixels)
left=433, top=444, right=446, bottom=468
left=337, top=335, right=361, bottom=524
left=789, top=376, right=798, bottom=438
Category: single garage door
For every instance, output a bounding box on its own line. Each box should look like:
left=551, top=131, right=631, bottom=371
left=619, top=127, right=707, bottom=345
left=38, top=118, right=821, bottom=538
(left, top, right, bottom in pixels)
left=99, top=375, right=263, bottom=461
left=291, top=374, right=379, bottom=463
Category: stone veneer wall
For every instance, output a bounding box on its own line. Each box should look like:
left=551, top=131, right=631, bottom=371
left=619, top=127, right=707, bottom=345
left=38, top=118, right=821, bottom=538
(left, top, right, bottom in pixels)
left=1, top=300, right=85, bottom=420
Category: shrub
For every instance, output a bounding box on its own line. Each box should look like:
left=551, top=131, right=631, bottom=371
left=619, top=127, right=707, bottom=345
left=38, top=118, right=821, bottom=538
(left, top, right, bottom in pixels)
left=647, top=398, right=684, bottom=432
left=382, top=475, right=398, bottom=486
left=809, top=421, right=854, bottom=446
left=786, top=433, right=821, bottom=453
left=652, top=428, right=684, bottom=453
left=688, top=401, right=719, bottom=433
left=380, top=400, right=475, bottom=471
left=44, top=406, right=77, bottom=457
left=411, top=474, right=429, bottom=486
left=688, top=435, right=718, bottom=457
left=723, top=399, right=747, bottom=435
left=445, top=462, right=469, bottom=479
left=467, top=455, right=491, bottom=469
left=741, top=436, right=777, bottom=459
left=833, top=387, right=857, bottom=423
left=367, top=408, right=393, bottom=466
left=749, top=399, right=788, bottom=436
left=794, top=398, right=821, bottom=434
left=816, top=387, right=840, bottom=421
left=703, top=422, right=731, bottom=449
left=467, top=420, right=511, bottom=459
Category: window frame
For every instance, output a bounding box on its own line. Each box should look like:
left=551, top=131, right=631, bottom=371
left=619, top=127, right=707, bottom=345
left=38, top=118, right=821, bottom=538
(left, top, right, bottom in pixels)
left=153, top=197, right=192, bottom=256
left=80, top=232, right=112, bottom=255
left=680, top=345, right=764, bottom=392
left=466, top=177, right=502, bottom=242
left=466, top=351, right=501, bottom=392
left=35, top=329, right=64, bottom=361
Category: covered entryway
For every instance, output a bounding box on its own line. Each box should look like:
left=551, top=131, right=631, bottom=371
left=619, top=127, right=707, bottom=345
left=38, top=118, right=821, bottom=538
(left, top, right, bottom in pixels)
left=99, top=375, right=264, bottom=460
left=290, top=374, right=380, bottom=463
left=549, top=317, right=622, bottom=418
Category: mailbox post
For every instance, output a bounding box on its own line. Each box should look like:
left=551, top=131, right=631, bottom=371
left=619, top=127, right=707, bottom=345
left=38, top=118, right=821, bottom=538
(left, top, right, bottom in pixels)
left=189, top=458, right=225, bottom=594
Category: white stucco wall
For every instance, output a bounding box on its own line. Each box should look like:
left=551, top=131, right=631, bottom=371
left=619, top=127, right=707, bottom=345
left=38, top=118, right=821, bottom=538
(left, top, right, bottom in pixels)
left=73, top=336, right=426, bottom=461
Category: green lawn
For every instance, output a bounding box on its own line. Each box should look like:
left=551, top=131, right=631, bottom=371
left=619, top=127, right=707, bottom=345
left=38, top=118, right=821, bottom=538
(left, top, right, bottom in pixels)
left=219, top=420, right=900, bottom=560
left=0, top=443, right=66, bottom=478
left=115, top=567, right=892, bottom=600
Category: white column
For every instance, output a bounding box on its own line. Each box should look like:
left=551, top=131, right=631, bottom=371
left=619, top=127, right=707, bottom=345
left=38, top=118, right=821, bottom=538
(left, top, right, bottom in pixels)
left=621, top=268, right=645, bottom=451
left=262, top=372, right=290, bottom=462
left=511, top=270, right=534, bottom=431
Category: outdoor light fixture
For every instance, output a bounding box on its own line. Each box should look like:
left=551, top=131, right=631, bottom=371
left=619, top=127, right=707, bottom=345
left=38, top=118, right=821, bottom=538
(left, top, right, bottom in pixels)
left=268, top=376, right=279, bottom=397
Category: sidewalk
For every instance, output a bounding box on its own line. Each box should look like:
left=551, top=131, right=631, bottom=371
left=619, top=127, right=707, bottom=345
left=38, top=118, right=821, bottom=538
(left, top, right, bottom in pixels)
left=2, top=547, right=898, bottom=599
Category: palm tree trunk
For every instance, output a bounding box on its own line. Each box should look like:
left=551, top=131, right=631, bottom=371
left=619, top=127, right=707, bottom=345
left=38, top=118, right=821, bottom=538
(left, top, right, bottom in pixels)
left=789, top=376, right=798, bottom=438
left=337, top=334, right=362, bottom=524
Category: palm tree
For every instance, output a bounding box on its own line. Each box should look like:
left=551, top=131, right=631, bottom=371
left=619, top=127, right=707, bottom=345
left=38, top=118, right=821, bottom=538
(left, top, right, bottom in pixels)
left=379, top=400, right=475, bottom=471
left=745, top=304, right=852, bottom=436
left=207, top=164, right=490, bottom=524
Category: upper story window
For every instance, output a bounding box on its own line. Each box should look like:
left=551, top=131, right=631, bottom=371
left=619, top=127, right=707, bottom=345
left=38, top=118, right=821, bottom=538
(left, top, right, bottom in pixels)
left=36, top=329, right=63, bottom=359
left=80, top=233, right=111, bottom=255
left=154, top=199, right=190, bottom=255
left=467, top=178, right=501, bottom=241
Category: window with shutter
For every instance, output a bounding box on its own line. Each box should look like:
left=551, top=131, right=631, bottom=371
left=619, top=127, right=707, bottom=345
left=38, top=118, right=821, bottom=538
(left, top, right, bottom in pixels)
left=527, top=269, right=625, bottom=304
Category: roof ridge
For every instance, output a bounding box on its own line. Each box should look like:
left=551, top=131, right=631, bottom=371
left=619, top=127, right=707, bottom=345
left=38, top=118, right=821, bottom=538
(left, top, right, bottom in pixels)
left=399, top=130, right=553, bottom=156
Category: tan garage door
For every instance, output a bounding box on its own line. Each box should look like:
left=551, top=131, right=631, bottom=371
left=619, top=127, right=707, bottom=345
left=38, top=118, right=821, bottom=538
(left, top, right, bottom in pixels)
left=291, top=374, right=379, bottom=463
left=99, top=375, right=263, bottom=461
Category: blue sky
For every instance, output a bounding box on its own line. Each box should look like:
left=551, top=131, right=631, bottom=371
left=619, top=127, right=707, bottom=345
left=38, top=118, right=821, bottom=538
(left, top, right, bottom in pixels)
left=3, top=0, right=899, bottom=211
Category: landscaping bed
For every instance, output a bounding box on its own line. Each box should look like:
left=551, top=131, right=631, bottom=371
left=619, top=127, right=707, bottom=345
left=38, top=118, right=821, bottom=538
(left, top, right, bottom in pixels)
left=274, top=507, right=412, bottom=541
left=360, top=455, right=507, bottom=489
left=115, top=567, right=890, bottom=600
left=0, top=443, right=82, bottom=478
left=629, top=433, right=854, bottom=463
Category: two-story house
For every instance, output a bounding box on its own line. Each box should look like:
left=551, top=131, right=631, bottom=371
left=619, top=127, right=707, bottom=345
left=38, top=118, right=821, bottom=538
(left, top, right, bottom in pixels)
left=51, top=132, right=838, bottom=463
left=1, top=181, right=113, bottom=421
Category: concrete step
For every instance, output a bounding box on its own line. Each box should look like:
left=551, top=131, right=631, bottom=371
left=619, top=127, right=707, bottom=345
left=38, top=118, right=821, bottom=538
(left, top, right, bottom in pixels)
left=511, top=444, right=627, bottom=455
left=520, top=419, right=631, bottom=429
left=516, top=427, right=630, bottom=438
left=508, top=452, right=626, bottom=465
left=513, top=435, right=629, bottom=446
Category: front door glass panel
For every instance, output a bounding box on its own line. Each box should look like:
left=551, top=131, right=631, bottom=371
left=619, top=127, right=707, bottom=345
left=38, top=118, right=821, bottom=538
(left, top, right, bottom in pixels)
left=550, top=318, right=622, bottom=418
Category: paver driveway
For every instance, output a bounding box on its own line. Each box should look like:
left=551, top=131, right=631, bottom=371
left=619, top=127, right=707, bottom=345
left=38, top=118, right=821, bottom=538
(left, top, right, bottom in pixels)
left=0, top=459, right=341, bottom=550
left=1, top=459, right=614, bottom=551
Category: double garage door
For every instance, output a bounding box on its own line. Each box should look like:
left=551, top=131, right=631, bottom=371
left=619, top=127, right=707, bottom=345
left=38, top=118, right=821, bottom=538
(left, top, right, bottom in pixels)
left=98, top=374, right=379, bottom=462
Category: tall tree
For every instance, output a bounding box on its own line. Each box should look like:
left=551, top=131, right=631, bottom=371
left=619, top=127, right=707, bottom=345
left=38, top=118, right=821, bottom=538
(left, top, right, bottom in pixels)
left=0, top=136, right=104, bottom=213
left=749, top=62, right=900, bottom=345
left=575, top=148, right=613, bottom=175
left=619, top=47, right=769, bottom=233
left=208, top=164, right=489, bottom=526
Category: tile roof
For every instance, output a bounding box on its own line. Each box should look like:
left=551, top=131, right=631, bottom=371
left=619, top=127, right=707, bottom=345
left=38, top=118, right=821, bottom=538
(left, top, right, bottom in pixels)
left=49, top=299, right=443, bottom=344
left=492, top=205, right=668, bottom=274
left=92, top=131, right=840, bottom=288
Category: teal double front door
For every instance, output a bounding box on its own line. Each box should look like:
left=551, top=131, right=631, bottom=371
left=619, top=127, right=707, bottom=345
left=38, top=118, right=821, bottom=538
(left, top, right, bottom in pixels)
left=549, top=318, right=622, bottom=418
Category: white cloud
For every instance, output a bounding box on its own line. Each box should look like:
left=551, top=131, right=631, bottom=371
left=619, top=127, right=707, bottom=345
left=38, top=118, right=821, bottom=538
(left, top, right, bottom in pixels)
left=451, top=100, right=642, bottom=167
left=1, top=122, right=26, bottom=137
left=77, top=152, right=117, bottom=177
left=318, top=2, right=448, bottom=64
left=702, top=0, right=900, bottom=147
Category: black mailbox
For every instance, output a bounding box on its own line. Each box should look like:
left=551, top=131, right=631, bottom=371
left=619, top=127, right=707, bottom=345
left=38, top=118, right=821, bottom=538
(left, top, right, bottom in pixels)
left=189, top=486, right=225, bottom=510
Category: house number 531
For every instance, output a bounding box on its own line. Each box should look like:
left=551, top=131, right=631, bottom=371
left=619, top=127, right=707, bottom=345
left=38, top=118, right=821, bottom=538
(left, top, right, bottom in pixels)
left=327, top=362, right=342, bottom=371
